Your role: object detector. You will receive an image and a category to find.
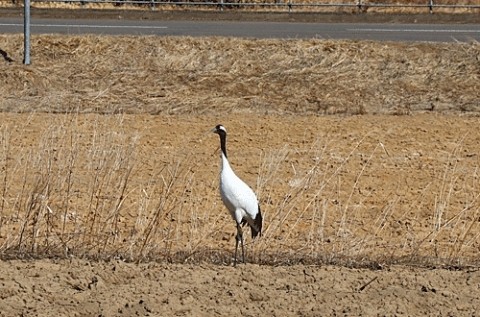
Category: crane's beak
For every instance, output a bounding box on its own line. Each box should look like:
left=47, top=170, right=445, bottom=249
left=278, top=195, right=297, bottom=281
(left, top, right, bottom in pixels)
left=211, top=127, right=218, bottom=134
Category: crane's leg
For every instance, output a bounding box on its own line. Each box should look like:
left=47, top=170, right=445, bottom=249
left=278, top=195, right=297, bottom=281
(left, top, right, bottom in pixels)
left=234, top=223, right=245, bottom=266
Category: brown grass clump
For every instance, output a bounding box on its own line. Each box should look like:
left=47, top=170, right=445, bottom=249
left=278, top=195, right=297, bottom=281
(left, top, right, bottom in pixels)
left=0, top=35, right=479, bottom=115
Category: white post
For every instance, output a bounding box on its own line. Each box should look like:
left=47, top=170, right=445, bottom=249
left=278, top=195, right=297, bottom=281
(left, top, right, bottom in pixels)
left=24, top=0, right=31, bottom=65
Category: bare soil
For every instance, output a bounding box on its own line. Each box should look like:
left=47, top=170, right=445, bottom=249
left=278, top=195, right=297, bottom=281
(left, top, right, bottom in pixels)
left=1, top=258, right=479, bottom=316
left=0, top=30, right=479, bottom=315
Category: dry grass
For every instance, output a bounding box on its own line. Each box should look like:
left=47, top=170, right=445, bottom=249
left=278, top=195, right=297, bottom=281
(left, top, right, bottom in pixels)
left=0, top=34, right=480, bottom=267
left=1, top=35, right=479, bottom=116
left=0, top=113, right=480, bottom=269
left=2, top=0, right=480, bottom=14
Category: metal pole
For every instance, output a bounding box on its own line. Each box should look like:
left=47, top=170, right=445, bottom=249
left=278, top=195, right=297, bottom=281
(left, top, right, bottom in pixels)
left=428, top=0, right=434, bottom=13
left=23, top=0, right=30, bottom=65
left=24, top=0, right=31, bottom=65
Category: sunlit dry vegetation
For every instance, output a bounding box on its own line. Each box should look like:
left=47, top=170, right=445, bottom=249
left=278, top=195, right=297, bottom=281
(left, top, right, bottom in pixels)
left=1, top=0, right=479, bottom=14
left=0, top=34, right=479, bottom=267
left=1, top=35, right=479, bottom=115
left=1, top=113, right=480, bottom=268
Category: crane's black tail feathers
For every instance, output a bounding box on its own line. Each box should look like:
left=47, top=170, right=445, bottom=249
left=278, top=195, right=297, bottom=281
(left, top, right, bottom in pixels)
left=250, top=204, right=263, bottom=239
left=239, top=205, right=263, bottom=239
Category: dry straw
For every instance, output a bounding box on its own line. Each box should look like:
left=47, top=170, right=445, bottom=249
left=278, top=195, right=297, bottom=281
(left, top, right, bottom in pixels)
left=1, top=35, right=479, bottom=115
left=0, top=33, right=479, bottom=267
left=1, top=0, right=479, bottom=13
left=0, top=113, right=479, bottom=267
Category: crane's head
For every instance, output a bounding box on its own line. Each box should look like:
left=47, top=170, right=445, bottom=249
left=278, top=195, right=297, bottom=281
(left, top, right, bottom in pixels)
left=212, top=124, right=227, bottom=136
left=212, top=124, right=228, bottom=157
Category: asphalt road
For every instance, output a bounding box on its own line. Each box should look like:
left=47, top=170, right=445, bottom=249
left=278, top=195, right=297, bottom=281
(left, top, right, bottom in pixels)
left=1, top=17, right=479, bottom=42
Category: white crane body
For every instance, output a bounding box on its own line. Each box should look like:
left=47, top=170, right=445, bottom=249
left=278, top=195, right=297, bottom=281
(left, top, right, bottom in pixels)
left=220, top=152, right=260, bottom=229
left=212, top=124, right=263, bottom=265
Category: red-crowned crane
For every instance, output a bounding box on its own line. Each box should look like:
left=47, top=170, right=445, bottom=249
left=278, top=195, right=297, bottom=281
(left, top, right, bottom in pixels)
left=212, top=124, right=263, bottom=266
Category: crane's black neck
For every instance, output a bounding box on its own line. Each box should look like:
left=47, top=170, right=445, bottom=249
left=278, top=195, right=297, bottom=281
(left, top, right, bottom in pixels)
left=218, top=130, right=227, bottom=159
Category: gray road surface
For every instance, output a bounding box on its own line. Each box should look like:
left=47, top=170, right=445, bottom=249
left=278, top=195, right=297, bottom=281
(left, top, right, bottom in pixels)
left=1, top=17, right=479, bottom=42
